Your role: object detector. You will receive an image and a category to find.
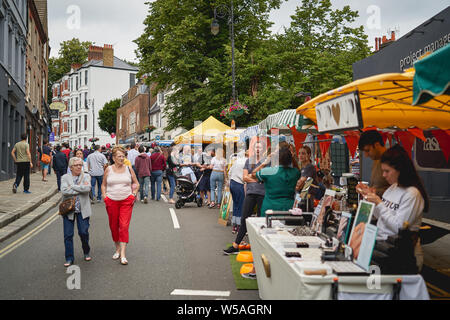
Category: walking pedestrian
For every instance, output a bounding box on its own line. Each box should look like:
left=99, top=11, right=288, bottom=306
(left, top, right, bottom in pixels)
left=11, top=133, right=33, bottom=194
left=101, top=146, right=140, bottom=265
left=67, top=149, right=89, bottom=174
left=127, top=143, right=140, bottom=176
left=135, top=146, right=152, bottom=203
left=86, top=145, right=108, bottom=202
left=228, top=151, right=247, bottom=233
left=166, top=147, right=178, bottom=204
left=150, top=147, right=166, bottom=201
left=60, top=157, right=92, bottom=267
left=224, top=140, right=267, bottom=255
left=208, top=148, right=227, bottom=209
left=39, top=140, right=52, bottom=182
left=53, top=145, right=69, bottom=191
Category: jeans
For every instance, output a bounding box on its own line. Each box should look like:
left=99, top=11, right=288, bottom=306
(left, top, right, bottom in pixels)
left=139, top=176, right=150, bottom=199
left=235, top=194, right=264, bottom=245
left=230, top=180, right=245, bottom=226
left=91, top=175, right=103, bottom=200
left=150, top=170, right=163, bottom=200
left=63, top=212, right=90, bottom=263
left=14, top=162, right=30, bottom=191
left=167, top=174, right=176, bottom=199
left=55, top=170, right=64, bottom=191
left=210, top=171, right=224, bottom=204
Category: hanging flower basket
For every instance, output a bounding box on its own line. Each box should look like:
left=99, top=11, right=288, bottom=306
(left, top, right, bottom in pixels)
left=88, top=137, right=99, bottom=142
left=220, top=101, right=249, bottom=121
left=143, top=125, right=156, bottom=133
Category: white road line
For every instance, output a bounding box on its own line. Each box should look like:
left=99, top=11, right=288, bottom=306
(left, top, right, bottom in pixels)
left=169, top=208, right=180, bottom=229
left=161, top=194, right=168, bottom=203
left=170, top=289, right=230, bottom=297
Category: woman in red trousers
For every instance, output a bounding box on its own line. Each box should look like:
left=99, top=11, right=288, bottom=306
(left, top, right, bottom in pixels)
left=101, top=146, right=139, bottom=265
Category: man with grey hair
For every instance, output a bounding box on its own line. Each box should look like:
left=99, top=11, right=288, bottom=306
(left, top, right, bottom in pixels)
left=86, top=145, right=108, bottom=202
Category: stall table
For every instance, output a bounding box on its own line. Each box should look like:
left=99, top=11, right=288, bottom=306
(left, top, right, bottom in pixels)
left=246, top=217, right=429, bottom=300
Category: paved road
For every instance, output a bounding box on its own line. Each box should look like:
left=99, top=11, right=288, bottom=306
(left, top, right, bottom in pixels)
left=0, top=196, right=259, bottom=300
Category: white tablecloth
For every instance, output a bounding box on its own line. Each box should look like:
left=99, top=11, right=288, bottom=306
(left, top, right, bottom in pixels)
left=246, top=217, right=430, bottom=300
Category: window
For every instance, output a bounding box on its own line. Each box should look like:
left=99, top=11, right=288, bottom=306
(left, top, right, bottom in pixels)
left=129, top=112, right=136, bottom=134
left=75, top=119, right=78, bottom=133
left=75, top=76, right=78, bottom=90
left=84, top=115, right=88, bottom=130
left=85, top=70, right=88, bottom=85
left=0, top=16, right=4, bottom=63
left=119, top=114, right=122, bottom=130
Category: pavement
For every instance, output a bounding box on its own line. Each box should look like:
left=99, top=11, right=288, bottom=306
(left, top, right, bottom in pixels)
left=0, top=172, right=448, bottom=299
left=0, top=172, right=61, bottom=242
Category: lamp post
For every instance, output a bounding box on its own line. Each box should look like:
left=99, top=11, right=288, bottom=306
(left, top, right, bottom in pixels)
left=88, top=98, right=95, bottom=148
left=211, top=1, right=236, bottom=103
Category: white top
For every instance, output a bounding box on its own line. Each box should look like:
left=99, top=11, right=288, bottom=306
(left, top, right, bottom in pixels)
left=229, top=157, right=247, bottom=184
left=211, top=157, right=226, bottom=172
left=374, top=183, right=424, bottom=241
left=105, top=166, right=132, bottom=201
left=127, top=149, right=140, bottom=166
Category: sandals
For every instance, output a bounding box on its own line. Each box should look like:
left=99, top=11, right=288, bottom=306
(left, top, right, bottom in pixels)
left=64, top=261, right=73, bottom=267
left=112, top=252, right=120, bottom=260
left=84, top=254, right=92, bottom=262
left=120, top=257, right=128, bottom=265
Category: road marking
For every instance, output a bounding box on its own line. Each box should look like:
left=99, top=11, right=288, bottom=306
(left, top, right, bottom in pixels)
left=0, top=212, right=59, bottom=259
left=171, top=289, right=230, bottom=297
left=161, top=194, right=168, bottom=203
left=169, top=208, right=180, bottom=229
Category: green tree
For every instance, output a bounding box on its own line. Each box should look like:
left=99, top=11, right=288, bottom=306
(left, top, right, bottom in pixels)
left=135, top=0, right=282, bottom=130
left=48, top=38, right=92, bottom=104
left=135, top=0, right=370, bottom=130
left=98, top=98, right=121, bottom=135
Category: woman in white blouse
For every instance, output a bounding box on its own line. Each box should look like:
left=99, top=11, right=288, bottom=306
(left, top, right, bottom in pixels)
left=208, top=148, right=227, bottom=208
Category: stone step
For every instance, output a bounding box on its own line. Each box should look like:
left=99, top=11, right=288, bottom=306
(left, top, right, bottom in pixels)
left=0, top=192, right=62, bottom=243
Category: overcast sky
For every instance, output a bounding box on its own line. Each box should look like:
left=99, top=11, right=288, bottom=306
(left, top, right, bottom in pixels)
left=48, top=0, right=450, bottom=62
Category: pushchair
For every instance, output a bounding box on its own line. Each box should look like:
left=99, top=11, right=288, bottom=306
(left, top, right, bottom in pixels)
left=174, top=167, right=205, bottom=209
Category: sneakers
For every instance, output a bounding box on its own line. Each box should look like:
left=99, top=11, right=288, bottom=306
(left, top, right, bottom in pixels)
left=12, top=183, right=17, bottom=193
left=144, top=197, right=148, bottom=204
left=23, top=190, right=31, bottom=194
left=241, top=272, right=257, bottom=280
left=223, top=246, right=239, bottom=255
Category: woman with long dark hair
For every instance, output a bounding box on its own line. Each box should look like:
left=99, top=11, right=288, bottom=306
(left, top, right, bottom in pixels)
left=365, top=144, right=428, bottom=270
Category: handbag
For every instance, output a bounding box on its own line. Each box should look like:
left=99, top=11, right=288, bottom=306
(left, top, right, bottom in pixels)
left=59, top=197, right=76, bottom=216
left=41, top=153, right=51, bottom=164
left=59, top=173, right=84, bottom=216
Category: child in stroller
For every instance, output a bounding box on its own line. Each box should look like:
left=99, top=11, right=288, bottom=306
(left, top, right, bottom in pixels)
left=174, top=164, right=204, bottom=209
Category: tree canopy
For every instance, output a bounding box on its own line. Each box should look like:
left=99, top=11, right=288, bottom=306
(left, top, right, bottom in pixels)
left=98, top=98, right=122, bottom=135
left=135, top=0, right=371, bottom=130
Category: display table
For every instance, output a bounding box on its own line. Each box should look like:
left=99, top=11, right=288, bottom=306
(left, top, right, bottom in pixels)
left=246, top=217, right=430, bottom=300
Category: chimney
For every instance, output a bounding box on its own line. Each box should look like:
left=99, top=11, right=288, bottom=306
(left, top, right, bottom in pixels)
left=391, top=31, right=396, bottom=41
left=103, top=44, right=114, bottom=67
left=88, top=45, right=103, bottom=61
left=375, top=37, right=379, bottom=51
left=71, top=63, right=82, bottom=71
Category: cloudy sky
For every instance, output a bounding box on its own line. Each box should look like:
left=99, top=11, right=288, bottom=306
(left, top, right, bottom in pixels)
left=48, top=0, right=449, bottom=62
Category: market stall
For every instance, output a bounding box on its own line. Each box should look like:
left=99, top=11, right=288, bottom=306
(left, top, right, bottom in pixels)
left=241, top=65, right=450, bottom=300
left=173, top=116, right=235, bottom=144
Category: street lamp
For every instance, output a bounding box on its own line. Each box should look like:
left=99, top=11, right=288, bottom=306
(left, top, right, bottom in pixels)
left=211, top=1, right=236, bottom=103
left=88, top=98, right=95, bottom=147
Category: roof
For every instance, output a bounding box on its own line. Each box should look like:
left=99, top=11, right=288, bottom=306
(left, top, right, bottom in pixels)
left=80, top=56, right=139, bottom=71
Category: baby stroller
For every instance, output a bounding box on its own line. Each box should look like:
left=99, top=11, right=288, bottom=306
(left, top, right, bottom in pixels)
left=174, top=168, right=205, bottom=209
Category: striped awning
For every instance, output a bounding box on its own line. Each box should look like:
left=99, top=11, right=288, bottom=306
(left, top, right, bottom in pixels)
left=239, top=125, right=259, bottom=142
left=258, top=109, right=309, bottom=130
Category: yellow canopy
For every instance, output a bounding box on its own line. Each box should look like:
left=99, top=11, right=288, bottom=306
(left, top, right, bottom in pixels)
left=174, top=116, right=236, bottom=144
left=296, top=70, right=450, bottom=130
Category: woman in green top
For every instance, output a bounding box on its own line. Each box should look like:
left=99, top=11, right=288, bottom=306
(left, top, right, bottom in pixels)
left=251, top=146, right=301, bottom=217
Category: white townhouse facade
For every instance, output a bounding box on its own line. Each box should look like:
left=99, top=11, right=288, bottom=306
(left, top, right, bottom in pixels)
left=52, top=44, right=138, bottom=148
